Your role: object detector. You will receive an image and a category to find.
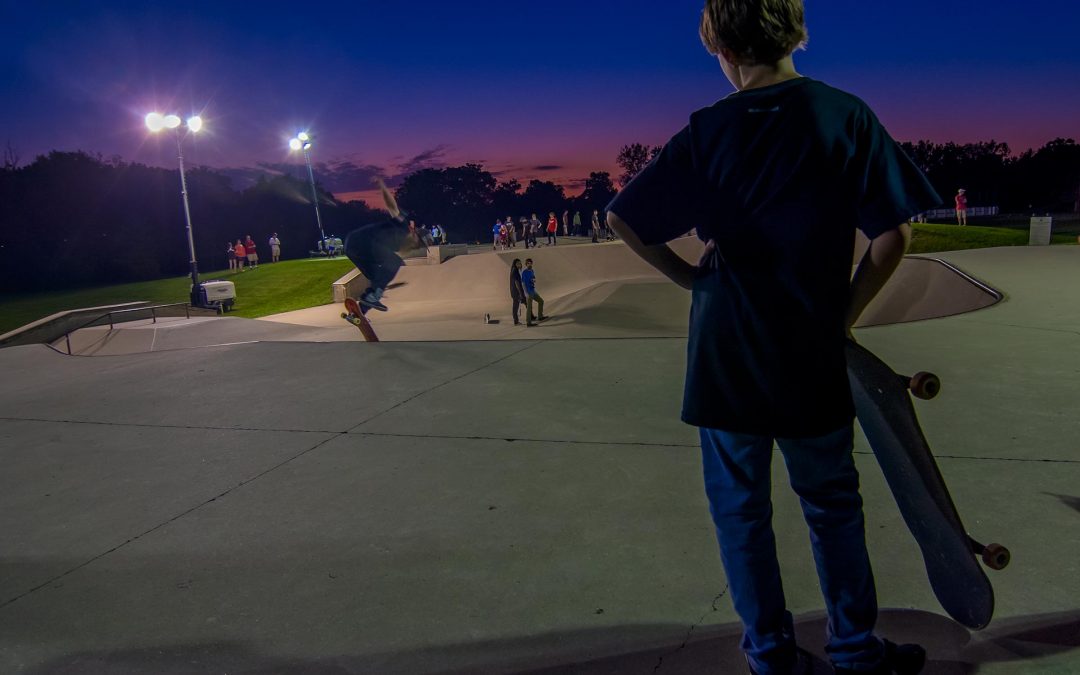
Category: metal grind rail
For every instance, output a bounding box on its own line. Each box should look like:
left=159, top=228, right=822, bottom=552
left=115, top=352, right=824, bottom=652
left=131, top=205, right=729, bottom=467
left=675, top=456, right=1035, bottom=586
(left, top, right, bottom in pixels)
left=62, top=303, right=192, bottom=354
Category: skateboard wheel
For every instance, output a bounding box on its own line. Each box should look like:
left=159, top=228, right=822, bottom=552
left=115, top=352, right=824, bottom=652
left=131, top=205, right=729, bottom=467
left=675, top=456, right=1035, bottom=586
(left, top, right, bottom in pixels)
left=909, top=372, right=941, bottom=400
left=340, top=312, right=348, bottom=319
left=982, top=543, right=1011, bottom=570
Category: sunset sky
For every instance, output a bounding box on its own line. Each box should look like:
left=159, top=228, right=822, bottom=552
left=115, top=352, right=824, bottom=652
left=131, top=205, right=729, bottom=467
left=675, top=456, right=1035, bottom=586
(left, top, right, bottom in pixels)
left=2, top=0, right=1078, bottom=205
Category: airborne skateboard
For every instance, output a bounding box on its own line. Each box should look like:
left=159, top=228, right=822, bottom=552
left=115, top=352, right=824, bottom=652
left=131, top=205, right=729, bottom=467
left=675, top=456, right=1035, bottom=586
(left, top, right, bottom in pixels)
left=341, top=297, right=379, bottom=342
left=846, top=339, right=1009, bottom=630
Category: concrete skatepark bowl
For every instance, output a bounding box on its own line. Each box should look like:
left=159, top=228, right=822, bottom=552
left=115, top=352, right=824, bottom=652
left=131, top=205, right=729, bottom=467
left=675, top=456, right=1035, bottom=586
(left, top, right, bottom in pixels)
left=2, top=239, right=1080, bottom=674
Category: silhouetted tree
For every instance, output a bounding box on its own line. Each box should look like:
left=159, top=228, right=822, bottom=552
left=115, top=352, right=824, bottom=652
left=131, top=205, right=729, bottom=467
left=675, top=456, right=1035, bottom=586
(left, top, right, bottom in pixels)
left=616, top=143, right=661, bottom=187
left=578, top=171, right=617, bottom=215
left=0, top=151, right=380, bottom=292
left=395, top=163, right=497, bottom=242
left=519, top=180, right=566, bottom=220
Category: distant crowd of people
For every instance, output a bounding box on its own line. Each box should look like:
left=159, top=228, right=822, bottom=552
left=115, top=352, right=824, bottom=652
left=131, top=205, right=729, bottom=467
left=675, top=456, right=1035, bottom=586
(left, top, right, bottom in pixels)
left=227, top=233, right=281, bottom=272
left=493, top=209, right=615, bottom=250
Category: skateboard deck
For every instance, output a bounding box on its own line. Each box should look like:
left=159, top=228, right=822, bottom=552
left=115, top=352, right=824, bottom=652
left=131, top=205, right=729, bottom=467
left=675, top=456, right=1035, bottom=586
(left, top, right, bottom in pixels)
left=846, top=340, right=1008, bottom=630
left=342, top=297, right=379, bottom=342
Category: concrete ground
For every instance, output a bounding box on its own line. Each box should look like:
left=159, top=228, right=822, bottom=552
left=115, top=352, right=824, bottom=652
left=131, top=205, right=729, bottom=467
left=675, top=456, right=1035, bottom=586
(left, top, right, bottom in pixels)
left=1, top=243, right=1079, bottom=674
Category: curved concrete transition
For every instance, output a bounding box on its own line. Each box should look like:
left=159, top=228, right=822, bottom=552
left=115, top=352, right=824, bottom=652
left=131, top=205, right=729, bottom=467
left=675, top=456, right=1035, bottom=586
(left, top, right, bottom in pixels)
left=60, top=237, right=1002, bottom=355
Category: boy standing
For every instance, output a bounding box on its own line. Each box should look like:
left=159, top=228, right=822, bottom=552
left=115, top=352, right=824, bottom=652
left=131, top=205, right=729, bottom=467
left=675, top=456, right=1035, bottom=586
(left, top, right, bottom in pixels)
left=520, top=258, right=547, bottom=327
left=269, top=233, right=281, bottom=263
left=244, top=235, right=258, bottom=269
left=955, top=188, right=968, bottom=226
left=607, top=2, right=940, bottom=674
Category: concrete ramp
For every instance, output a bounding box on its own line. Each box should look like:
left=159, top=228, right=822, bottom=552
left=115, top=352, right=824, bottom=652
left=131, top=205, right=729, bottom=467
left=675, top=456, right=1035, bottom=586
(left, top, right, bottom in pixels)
left=57, top=238, right=1002, bottom=354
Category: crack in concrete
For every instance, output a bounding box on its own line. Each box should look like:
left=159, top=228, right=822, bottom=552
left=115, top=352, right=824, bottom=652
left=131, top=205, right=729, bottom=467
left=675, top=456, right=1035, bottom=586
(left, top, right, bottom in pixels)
left=0, top=433, right=342, bottom=611
left=346, top=340, right=543, bottom=431
left=3, top=418, right=1077, bottom=464
left=352, top=430, right=699, bottom=450
left=0, top=416, right=335, bottom=434
left=652, top=585, right=729, bottom=674
left=852, top=449, right=1080, bottom=465
left=0, top=342, right=550, bottom=612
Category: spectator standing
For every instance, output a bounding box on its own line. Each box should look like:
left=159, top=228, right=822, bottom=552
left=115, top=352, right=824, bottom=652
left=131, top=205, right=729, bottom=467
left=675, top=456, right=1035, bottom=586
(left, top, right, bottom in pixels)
left=506, top=216, right=518, bottom=247
left=605, top=1, right=938, bottom=673
left=244, top=235, right=259, bottom=269
left=547, top=212, right=559, bottom=245
left=562, top=210, right=569, bottom=236
left=269, top=233, right=281, bottom=263
left=509, top=258, right=526, bottom=325
left=573, top=211, right=583, bottom=236
left=591, top=210, right=601, bottom=243
left=955, top=189, right=968, bottom=226
left=521, top=258, right=547, bottom=326
left=493, top=219, right=503, bottom=250
left=226, top=242, right=236, bottom=271
left=529, top=214, right=542, bottom=248
left=233, top=239, right=246, bottom=272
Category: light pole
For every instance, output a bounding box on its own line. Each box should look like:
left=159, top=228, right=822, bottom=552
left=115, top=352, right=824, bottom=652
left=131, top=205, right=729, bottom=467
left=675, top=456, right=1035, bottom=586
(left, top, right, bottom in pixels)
left=146, top=111, right=204, bottom=307
left=289, top=132, right=326, bottom=244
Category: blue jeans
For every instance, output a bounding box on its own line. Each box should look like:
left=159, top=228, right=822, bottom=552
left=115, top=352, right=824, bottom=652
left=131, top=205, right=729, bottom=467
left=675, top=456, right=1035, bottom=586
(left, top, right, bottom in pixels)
left=700, top=426, right=883, bottom=674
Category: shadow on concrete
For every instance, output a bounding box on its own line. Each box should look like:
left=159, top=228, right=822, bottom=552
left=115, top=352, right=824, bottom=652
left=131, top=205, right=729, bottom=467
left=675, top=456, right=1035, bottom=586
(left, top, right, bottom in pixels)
left=1044, top=493, right=1080, bottom=515
left=23, top=609, right=1080, bottom=675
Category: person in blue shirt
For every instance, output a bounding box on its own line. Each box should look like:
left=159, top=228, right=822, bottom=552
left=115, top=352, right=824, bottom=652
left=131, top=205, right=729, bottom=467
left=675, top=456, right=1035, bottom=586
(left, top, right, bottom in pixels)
left=520, top=258, right=547, bottom=327
left=606, top=2, right=940, bottom=674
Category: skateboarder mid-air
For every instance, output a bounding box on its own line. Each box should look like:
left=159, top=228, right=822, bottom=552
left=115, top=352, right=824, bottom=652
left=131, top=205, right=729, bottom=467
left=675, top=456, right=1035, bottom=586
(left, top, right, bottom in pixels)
left=607, top=2, right=940, bottom=674
left=343, top=178, right=423, bottom=313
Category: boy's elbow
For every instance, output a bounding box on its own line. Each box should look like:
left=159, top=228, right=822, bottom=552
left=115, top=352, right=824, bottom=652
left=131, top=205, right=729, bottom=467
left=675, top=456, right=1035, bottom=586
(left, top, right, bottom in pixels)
left=899, top=222, right=912, bottom=252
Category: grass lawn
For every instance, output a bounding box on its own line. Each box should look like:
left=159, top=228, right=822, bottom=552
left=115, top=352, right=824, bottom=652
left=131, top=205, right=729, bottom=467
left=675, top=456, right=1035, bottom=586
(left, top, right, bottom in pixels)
left=1, top=224, right=1075, bottom=335
left=0, top=257, right=355, bottom=335
left=909, top=222, right=1075, bottom=254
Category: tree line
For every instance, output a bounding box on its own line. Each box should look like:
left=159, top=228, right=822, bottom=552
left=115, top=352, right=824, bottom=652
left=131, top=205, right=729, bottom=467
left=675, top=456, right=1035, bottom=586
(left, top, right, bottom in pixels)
left=1, top=137, right=1076, bottom=293
left=898, top=138, right=1080, bottom=213
left=0, top=151, right=380, bottom=293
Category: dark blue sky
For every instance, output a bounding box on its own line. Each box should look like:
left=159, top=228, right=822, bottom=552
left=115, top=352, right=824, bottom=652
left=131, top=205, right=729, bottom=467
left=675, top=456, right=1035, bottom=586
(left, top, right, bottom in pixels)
left=2, top=1, right=1078, bottom=201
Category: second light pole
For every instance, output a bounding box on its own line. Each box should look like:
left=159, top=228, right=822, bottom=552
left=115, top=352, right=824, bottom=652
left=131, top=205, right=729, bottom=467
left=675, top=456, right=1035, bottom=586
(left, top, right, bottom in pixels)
left=290, top=132, right=326, bottom=244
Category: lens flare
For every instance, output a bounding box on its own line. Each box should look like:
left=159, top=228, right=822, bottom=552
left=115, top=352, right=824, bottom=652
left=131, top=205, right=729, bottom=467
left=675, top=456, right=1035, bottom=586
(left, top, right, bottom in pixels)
left=145, top=112, right=165, bottom=132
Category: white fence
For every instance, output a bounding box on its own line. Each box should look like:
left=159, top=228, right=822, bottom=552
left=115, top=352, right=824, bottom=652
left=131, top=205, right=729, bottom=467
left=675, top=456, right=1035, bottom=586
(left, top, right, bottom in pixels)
left=923, top=206, right=999, bottom=219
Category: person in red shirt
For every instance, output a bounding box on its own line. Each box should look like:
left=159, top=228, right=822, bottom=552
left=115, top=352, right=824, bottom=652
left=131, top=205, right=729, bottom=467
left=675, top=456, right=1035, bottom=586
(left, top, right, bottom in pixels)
left=955, top=189, right=968, bottom=226
left=546, top=212, right=558, bottom=246
left=233, top=239, right=246, bottom=272
left=244, top=235, right=259, bottom=269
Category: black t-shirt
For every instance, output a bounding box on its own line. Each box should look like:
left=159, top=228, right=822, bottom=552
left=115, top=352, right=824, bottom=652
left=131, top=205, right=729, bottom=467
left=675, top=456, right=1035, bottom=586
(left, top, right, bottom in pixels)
left=608, top=77, right=941, bottom=437
left=347, top=212, right=410, bottom=251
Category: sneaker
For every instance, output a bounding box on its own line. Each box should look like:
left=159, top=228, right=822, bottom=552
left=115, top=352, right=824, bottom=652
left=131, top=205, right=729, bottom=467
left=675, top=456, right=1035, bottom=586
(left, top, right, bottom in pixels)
left=526, top=322, right=536, bottom=327
left=746, top=647, right=816, bottom=675
left=538, top=315, right=549, bottom=322
left=834, top=641, right=925, bottom=675
left=358, top=291, right=388, bottom=312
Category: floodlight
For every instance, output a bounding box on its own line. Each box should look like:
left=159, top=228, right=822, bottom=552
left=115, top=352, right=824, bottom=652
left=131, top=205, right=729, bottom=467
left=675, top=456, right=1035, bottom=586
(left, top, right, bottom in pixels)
left=187, top=116, right=203, bottom=133
left=297, top=132, right=310, bottom=142
left=303, top=142, right=312, bottom=150
left=145, top=112, right=165, bottom=132
left=164, top=115, right=182, bottom=129
left=289, top=138, right=303, bottom=151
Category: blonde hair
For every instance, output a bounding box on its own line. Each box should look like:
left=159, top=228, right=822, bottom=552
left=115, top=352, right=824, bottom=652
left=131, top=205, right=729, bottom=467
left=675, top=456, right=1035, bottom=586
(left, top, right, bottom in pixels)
left=699, top=0, right=808, bottom=65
